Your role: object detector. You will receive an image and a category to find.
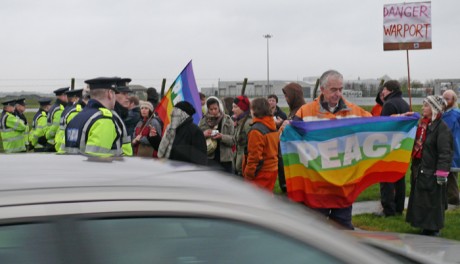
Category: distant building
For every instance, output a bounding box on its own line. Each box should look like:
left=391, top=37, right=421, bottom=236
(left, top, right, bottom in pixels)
left=434, top=79, right=460, bottom=95
left=201, top=80, right=315, bottom=99
left=129, top=85, right=148, bottom=100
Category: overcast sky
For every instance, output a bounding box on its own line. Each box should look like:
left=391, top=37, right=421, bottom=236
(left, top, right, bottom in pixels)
left=0, top=0, right=458, bottom=92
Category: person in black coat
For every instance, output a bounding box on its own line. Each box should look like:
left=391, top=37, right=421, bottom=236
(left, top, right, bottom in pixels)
left=378, top=80, right=410, bottom=217
left=157, top=101, right=207, bottom=165
left=406, top=95, right=453, bottom=236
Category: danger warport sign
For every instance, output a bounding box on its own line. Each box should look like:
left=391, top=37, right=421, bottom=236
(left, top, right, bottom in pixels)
left=383, top=2, right=432, bottom=51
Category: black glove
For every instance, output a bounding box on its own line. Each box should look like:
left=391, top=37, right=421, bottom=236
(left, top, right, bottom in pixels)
left=37, top=136, right=47, bottom=146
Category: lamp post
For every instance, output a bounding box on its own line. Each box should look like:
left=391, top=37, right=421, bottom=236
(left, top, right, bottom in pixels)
left=263, top=34, right=272, bottom=96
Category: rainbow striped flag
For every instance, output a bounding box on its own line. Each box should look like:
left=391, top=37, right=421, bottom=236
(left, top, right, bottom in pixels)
left=280, top=114, right=419, bottom=208
left=156, top=61, right=202, bottom=133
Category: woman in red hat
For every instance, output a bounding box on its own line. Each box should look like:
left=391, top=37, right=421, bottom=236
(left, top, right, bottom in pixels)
left=232, top=95, right=251, bottom=176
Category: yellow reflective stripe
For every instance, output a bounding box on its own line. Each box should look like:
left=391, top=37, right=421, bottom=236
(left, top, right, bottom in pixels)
left=85, top=145, right=116, bottom=154
left=4, top=146, right=26, bottom=153
left=2, top=135, right=24, bottom=142
left=64, top=147, right=80, bottom=154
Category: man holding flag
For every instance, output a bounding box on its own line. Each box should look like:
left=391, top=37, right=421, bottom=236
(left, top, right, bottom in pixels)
left=293, top=70, right=372, bottom=229
left=282, top=70, right=418, bottom=230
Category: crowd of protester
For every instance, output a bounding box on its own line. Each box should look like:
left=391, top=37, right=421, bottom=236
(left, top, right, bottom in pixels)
left=1, top=71, right=459, bottom=237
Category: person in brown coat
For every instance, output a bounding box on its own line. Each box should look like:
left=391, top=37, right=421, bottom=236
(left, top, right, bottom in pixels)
left=282, top=83, right=306, bottom=120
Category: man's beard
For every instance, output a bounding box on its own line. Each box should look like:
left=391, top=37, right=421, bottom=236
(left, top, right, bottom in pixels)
left=447, top=101, right=456, bottom=109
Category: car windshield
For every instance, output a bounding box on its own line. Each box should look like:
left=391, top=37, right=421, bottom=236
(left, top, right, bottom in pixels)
left=79, top=217, right=343, bottom=264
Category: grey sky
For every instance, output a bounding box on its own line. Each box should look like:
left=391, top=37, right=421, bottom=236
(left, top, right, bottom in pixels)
left=0, top=0, right=458, bottom=92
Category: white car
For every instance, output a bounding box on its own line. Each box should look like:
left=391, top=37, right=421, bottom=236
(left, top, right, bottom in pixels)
left=0, top=153, right=454, bottom=264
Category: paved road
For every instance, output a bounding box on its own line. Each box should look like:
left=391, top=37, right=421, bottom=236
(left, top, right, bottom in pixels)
left=353, top=197, right=458, bottom=215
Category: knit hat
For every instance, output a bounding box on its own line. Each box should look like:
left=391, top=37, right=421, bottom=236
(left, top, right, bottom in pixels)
left=174, top=101, right=196, bottom=116
left=139, top=100, right=154, bottom=112
left=234, top=95, right=250, bottom=112
left=424, top=95, right=447, bottom=121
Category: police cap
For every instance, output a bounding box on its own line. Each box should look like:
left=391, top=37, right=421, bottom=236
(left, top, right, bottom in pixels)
left=85, top=77, right=121, bottom=92
left=54, top=87, right=70, bottom=96
left=117, top=86, right=133, bottom=93
left=65, top=89, right=83, bottom=98
left=1, top=99, right=16, bottom=106
left=117, top=78, right=132, bottom=87
left=15, top=98, right=26, bottom=106
left=38, top=98, right=52, bottom=106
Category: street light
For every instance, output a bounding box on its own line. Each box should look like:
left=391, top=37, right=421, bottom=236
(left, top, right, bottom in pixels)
left=263, top=34, right=272, bottom=96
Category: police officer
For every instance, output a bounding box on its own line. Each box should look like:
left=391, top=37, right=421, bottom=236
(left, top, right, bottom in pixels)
left=14, top=98, right=27, bottom=125
left=55, top=89, right=85, bottom=153
left=30, top=98, right=52, bottom=152
left=0, top=99, right=27, bottom=153
left=115, top=78, right=134, bottom=156
left=64, top=77, right=132, bottom=157
left=114, top=78, right=132, bottom=120
left=45, top=87, right=69, bottom=151
left=13, top=98, right=30, bottom=151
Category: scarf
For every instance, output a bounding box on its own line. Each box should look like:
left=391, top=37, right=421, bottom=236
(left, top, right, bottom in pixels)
left=412, top=117, right=430, bottom=159
left=135, top=118, right=151, bottom=138
left=235, top=111, right=250, bottom=121
left=205, top=111, right=223, bottom=128
left=157, top=108, right=190, bottom=159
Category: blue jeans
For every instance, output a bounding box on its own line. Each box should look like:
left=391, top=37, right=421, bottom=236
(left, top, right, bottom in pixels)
left=315, top=206, right=354, bottom=230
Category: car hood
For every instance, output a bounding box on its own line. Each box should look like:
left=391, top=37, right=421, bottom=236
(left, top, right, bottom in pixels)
left=348, top=230, right=460, bottom=263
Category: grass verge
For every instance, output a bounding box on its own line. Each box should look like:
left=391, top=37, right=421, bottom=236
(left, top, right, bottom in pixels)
left=353, top=207, right=460, bottom=241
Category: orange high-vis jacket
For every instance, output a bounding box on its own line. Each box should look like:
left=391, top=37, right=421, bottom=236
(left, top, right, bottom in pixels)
left=295, top=96, right=371, bottom=121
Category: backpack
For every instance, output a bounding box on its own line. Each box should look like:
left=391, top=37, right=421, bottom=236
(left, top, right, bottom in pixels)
left=244, top=122, right=277, bottom=176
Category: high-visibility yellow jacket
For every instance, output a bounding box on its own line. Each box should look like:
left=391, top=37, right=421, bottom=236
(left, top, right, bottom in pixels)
left=46, top=101, right=65, bottom=145
left=64, top=99, right=132, bottom=157
left=56, top=103, right=83, bottom=153
left=0, top=111, right=27, bottom=153
left=29, top=110, right=48, bottom=149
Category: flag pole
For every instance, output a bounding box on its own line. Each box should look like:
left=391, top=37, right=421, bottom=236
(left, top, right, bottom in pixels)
left=406, top=50, right=412, bottom=111
left=160, top=78, right=166, bottom=99
left=241, top=78, right=248, bottom=96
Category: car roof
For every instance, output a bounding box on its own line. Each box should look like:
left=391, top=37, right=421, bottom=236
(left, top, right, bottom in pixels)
left=0, top=153, right=443, bottom=264
left=0, top=153, right=294, bottom=209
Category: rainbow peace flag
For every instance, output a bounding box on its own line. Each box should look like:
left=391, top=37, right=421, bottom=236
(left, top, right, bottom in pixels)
left=280, top=114, right=419, bottom=208
left=156, top=61, right=202, bottom=133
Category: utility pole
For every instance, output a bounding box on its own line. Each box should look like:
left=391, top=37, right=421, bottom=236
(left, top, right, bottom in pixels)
left=263, top=34, right=272, bottom=96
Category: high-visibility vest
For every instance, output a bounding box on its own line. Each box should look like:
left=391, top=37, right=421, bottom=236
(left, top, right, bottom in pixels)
left=0, top=111, right=27, bottom=153
left=64, top=99, right=132, bottom=157
left=29, top=110, right=48, bottom=149
left=46, top=101, right=65, bottom=145
left=56, top=103, right=83, bottom=153
left=15, top=111, right=30, bottom=148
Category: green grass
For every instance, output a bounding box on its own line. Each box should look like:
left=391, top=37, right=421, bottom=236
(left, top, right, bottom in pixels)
left=353, top=208, right=460, bottom=240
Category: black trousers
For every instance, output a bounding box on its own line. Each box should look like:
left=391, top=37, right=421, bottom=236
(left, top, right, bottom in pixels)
left=380, top=176, right=406, bottom=216
left=447, top=171, right=460, bottom=205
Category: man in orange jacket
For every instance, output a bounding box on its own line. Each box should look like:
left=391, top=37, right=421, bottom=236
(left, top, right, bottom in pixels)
left=293, top=70, right=371, bottom=230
